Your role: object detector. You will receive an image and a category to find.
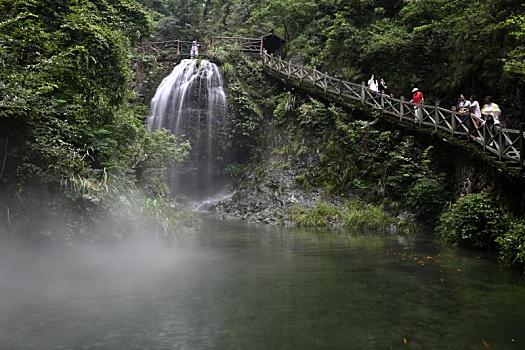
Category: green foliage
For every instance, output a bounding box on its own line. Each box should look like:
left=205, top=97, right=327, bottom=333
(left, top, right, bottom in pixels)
left=438, top=193, right=509, bottom=249
left=224, top=162, right=248, bottom=179
left=156, top=0, right=525, bottom=123
left=287, top=202, right=341, bottom=227
left=496, top=219, right=525, bottom=267
left=313, top=112, right=430, bottom=201
left=287, top=200, right=395, bottom=231
left=407, top=176, right=449, bottom=224
left=0, top=0, right=151, bottom=184
left=0, top=0, right=196, bottom=239
left=273, top=92, right=295, bottom=126
left=218, top=46, right=265, bottom=163
left=342, top=200, right=394, bottom=231
left=297, top=98, right=335, bottom=130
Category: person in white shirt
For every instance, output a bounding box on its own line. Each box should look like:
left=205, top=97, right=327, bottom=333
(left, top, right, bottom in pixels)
left=469, top=95, right=482, bottom=138
left=481, top=96, right=502, bottom=127
left=190, top=40, right=199, bottom=58
left=469, top=95, right=482, bottom=120
left=367, top=74, right=379, bottom=96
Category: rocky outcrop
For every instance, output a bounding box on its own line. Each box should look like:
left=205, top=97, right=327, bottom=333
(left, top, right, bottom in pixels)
left=213, top=128, right=334, bottom=224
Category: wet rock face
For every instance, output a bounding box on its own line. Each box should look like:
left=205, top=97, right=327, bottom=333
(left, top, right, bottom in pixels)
left=213, top=132, right=328, bottom=224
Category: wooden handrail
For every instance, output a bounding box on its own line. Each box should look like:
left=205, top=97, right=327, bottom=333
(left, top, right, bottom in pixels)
left=260, top=50, right=524, bottom=166
left=137, top=37, right=525, bottom=168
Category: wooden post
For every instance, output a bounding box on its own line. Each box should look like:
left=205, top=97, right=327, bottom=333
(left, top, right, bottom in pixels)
left=498, top=127, right=504, bottom=161
left=520, top=123, right=525, bottom=171
left=299, top=68, right=304, bottom=83
left=324, top=75, right=327, bottom=92
left=339, top=80, right=343, bottom=96
left=176, top=40, right=180, bottom=56
left=434, top=102, right=439, bottom=131
left=399, top=97, right=404, bottom=121
left=312, top=69, right=317, bottom=86
left=380, top=93, right=384, bottom=108
left=451, top=107, right=456, bottom=137
left=259, top=38, right=264, bottom=56
left=483, top=123, right=488, bottom=152
left=288, top=61, right=291, bottom=78
left=361, top=83, right=365, bottom=103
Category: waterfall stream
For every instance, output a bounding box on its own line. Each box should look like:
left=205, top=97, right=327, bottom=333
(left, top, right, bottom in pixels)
left=147, top=59, right=227, bottom=199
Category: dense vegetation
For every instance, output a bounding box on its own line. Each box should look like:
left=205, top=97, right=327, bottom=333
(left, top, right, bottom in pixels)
left=2, top=0, right=524, bottom=267
left=140, top=0, right=525, bottom=125
left=0, top=0, right=192, bottom=240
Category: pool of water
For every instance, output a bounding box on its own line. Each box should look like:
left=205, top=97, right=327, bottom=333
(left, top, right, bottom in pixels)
left=1, top=218, right=524, bottom=349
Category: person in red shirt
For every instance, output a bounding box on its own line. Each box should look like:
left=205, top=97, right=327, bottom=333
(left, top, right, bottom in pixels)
left=410, top=87, right=424, bottom=122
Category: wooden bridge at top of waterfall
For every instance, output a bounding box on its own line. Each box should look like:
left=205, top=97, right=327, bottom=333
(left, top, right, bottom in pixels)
left=138, top=37, right=525, bottom=171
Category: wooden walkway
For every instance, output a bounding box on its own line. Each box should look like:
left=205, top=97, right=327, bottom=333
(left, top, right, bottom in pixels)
left=139, top=37, right=525, bottom=169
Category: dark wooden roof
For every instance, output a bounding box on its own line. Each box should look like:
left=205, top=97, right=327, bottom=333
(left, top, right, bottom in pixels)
left=262, top=33, right=285, bottom=54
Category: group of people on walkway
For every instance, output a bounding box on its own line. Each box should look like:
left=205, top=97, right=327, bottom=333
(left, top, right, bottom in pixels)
left=367, top=75, right=388, bottom=96
left=457, top=94, right=502, bottom=127
left=367, top=75, right=504, bottom=130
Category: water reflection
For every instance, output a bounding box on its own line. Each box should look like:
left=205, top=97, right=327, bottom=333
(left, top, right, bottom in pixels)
left=0, top=219, right=524, bottom=349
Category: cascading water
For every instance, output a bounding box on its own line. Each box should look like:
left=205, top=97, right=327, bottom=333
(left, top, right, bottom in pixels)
left=147, top=59, right=227, bottom=199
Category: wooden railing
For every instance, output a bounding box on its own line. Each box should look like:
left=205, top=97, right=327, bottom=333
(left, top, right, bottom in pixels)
left=210, top=36, right=263, bottom=54
left=261, top=52, right=525, bottom=168
left=138, top=36, right=525, bottom=168
left=137, top=37, right=262, bottom=56
left=137, top=40, right=208, bottom=57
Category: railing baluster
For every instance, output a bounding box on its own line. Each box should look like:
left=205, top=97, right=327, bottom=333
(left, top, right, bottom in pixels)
left=451, top=108, right=456, bottom=137
left=434, top=102, right=439, bottom=130
left=520, top=123, right=525, bottom=171
left=399, top=97, right=404, bottom=121
left=498, top=128, right=504, bottom=161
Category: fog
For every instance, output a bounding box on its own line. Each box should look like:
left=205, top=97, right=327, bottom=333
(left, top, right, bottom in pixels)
left=0, top=233, right=227, bottom=349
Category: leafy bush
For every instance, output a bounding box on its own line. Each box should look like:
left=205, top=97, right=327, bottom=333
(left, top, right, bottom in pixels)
left=496, top=219, right=525, bottom=267
left=273, top=92, right=295, bottom=126
left=297, top=98, right=335, bottom=130
left=437, top=193, right=509, bottom=249
left=407, top=176, right=449, bottom=224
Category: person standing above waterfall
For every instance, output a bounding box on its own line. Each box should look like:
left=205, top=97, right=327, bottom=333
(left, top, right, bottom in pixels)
left=190, top=40, right=199, bottom=58
left=410, top=88, right=424, bottom=123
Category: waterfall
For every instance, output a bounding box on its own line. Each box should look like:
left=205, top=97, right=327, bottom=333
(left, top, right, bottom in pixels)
left=147, top=59, right=227, bottom=198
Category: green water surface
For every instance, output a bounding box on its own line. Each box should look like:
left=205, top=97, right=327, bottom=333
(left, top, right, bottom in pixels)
left=1, top=219, right=524, bottom=349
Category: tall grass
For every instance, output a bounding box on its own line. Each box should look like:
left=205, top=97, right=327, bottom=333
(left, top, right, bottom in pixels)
left=287, top=200, right=396, bottom=231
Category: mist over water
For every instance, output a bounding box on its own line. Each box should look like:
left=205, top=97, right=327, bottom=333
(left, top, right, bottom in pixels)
left=2, top=219, right=525, bottom=349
